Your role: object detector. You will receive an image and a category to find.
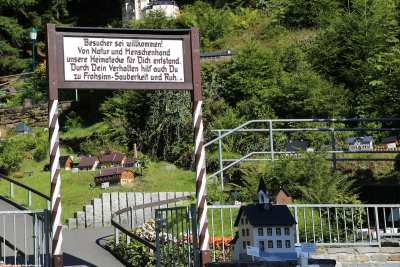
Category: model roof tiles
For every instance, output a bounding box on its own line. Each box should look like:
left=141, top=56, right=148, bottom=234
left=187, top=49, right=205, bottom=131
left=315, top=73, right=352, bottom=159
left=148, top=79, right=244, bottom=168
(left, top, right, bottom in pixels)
left=78, top=156, right=98, bottom=168
left=346, top=136, right=373, bottom=144
left=234, top=204, right=296, bottom=227
left=95, top=167, right=131, bottom=178
left=99, top=151, right=125, bottom=163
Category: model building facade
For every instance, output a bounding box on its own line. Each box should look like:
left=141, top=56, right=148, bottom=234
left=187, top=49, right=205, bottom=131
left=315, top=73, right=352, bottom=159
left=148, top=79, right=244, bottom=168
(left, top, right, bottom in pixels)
left=233, top=179, right=297, bottom=261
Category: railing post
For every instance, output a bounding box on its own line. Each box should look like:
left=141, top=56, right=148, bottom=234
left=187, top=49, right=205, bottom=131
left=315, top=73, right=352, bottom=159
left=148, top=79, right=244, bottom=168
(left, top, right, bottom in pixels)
left=115, top=227, right=119, bottom=245
left=190, top=204, right=200, bottom=267
left=294, top=207, right=300, bottom=244
left=155, top=211, right=161, bottom=267
left=10, top=182, right=14, bottom=198
left=331, top=129, right=337, bottom=172
left=218, top=130, right=224, bottom=191
left=374, top=206, right=381, bottom=247
left=269, top=120, right=274, bottom=161
left=28, top=191, right=32, bottom=207
left=44, top=210, right=51, bottom=267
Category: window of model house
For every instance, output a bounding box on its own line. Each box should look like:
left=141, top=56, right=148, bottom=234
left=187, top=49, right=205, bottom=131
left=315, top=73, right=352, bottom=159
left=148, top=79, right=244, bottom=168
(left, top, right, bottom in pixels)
left=267, top=227, right=272, bottom=236
left=258, top=228, right=263, bottom=236
left=276, top=228, right=281, bottom=236
left=284, top=227, right=290, bottom=235
left=285, top=240, right=291, bottom=248
left=267, top=240, right=273, bottom=248
left=277, top=240, right=282, bottom=248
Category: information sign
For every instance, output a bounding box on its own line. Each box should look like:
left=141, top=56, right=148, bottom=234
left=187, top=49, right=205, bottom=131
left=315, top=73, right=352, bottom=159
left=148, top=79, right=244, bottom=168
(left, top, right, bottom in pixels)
left=63, top=37, right=185, bottom=83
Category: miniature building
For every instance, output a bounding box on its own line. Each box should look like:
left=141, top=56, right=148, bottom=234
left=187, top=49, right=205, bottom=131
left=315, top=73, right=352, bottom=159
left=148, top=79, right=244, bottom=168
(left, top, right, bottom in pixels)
left=122, top=0, right=179, bottom=23
left=346, top=136, right=374, bottom=151
left=99, top=151, right=126, bottom=168
left=78, top=156, right=99, bottom=171
left=273, top=188, right=293, bottom=205
left=233, top=179, right=296, bottom=261
left=94, top=168, right=134, bottom=186
left=286, top=140, right=309, bottom=152
left=123, top=157, right=138, bottom=168
left=59, top=156, right=73, bottom=170
left=381, top=136, right=399, bottom=151
left=14, top=122, right=32, bottom=134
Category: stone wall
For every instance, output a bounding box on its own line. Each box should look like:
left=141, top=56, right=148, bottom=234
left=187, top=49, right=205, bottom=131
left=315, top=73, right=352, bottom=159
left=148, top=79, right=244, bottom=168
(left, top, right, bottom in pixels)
left=67, top=191, right=194, bottom=230
left=0, top=101, right=72, bottom=129
left=312, top=247, right=400, bottom=267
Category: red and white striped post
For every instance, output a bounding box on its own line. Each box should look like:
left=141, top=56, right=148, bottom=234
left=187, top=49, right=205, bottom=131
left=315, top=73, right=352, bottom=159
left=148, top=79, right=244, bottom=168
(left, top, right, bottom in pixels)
left=47, top=23, right=63, bottom=267
left=191, top=28, right=210, bottom=266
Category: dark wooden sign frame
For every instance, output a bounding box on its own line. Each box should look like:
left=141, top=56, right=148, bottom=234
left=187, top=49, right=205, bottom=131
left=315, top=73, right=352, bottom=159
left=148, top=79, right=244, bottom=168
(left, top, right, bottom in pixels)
left=47, top=24, right=209, bottom=267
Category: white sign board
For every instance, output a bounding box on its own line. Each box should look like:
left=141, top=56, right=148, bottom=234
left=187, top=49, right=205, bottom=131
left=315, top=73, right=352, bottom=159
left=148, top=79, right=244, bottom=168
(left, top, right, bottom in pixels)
left=63, top=37, right=184, bottom=82
left=246, top=246, right=259, bottom=257
left=101, top=182, right=110, bottom=189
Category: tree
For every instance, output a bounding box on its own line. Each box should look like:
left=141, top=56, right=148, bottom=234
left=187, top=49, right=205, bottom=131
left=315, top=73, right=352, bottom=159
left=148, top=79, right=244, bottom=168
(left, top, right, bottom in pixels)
left=0, top=139, right=24, bottom=174
left=267, top=153, right=356, bottom=203
left=0, top=0, right=69, bottom=75
left=308, top=0, right=399, bottom=116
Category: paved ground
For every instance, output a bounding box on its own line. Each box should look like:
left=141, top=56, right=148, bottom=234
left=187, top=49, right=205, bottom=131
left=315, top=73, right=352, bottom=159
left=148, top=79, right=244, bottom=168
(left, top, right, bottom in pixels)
left=0, top=198, right=124, bottom=267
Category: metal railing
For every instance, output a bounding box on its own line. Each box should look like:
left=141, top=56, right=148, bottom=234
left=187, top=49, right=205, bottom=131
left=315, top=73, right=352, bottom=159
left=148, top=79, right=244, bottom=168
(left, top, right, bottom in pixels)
left=207, top=204, right=400, bottom=262
left=204, top=118, right=400, bottom=191
left=110, top=195, right=194, bottom=266
left=155, top=205, right=199, bottom=267
left=0, top=209, right=50, bottom=267
left=0, top=174, right=51, bottom=209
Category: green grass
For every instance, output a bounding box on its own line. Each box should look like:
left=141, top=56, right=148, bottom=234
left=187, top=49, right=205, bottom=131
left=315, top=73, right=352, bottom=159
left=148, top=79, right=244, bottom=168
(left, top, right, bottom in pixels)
left=2, top=158, right=195, bottom=223
left=60, top=122, right=108, bottom=139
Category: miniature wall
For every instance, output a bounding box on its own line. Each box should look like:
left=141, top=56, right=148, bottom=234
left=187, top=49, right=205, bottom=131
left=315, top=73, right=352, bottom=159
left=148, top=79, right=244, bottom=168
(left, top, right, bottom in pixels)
left=67, top=191, right=194, bottom=229
left=312, top=246, right=400, bottom=267
left=0, top=101, right=72, bottom=129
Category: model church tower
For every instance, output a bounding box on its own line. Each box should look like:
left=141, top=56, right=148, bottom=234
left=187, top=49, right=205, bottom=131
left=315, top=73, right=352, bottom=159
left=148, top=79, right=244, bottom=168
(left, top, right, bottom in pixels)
left=232, top=178, right=297, bottom=261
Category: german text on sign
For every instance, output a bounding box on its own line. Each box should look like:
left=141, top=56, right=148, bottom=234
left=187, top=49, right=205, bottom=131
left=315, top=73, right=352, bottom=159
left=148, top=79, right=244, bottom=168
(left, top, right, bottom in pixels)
left=63, top=37, right=184, bottom=82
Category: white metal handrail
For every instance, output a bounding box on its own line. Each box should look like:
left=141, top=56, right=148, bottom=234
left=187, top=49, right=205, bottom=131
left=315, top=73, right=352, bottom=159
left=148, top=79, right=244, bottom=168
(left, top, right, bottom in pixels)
left=207, top=204, right=400, bottom=262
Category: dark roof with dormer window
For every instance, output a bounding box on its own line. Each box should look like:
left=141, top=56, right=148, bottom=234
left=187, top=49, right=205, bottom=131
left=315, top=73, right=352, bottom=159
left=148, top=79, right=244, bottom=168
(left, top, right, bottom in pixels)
left=234, top=204, right=296, bottom=227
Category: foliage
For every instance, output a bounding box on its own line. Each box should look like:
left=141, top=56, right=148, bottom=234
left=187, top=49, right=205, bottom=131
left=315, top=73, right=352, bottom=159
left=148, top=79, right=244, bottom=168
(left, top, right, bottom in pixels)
left=0, top=0, right=68, bottom=75
left=112, top=239, right=156, bottom=267
left=264, top=0, right=340, bottom=28
left=100, top=90, right=193, bottom=165
left=308, top=0, right=399, bottom=117
left=63, top=111, right=83, bottom=131
left=0, top=139, right=24, bottom=173
left=0, top=130, right=48, bottom=172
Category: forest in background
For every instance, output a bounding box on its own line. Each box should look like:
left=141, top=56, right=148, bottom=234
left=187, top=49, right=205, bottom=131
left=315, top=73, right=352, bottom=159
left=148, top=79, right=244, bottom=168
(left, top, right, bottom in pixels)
left=1, top=0, right=400, bottom=204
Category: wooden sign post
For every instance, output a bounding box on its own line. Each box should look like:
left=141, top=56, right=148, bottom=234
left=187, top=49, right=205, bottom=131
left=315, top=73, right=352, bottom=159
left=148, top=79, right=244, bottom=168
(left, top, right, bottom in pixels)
left=47, top=24, right=210, bottom=266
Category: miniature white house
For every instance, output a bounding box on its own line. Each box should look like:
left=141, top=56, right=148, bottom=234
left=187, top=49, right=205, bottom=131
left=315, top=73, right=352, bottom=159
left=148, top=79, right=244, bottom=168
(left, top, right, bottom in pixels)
left=233, top=178, right=297, bottom=261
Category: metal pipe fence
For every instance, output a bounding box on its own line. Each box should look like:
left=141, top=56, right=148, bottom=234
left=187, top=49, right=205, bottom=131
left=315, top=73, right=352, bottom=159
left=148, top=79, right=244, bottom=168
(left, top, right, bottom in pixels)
left=155, top=205, right=199, bottom=267
left=110, top=196, right=196, bottom=266
left=0, top=174, right=51, bottom=210
left=207, top=204, right=400, bottom=263
left=0, top=210, right=50, bottom=267
left=204, top=118, right=400, bottom=190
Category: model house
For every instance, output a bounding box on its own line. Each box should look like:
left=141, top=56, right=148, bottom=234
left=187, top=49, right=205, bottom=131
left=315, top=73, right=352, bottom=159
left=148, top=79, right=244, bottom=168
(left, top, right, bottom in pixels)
left=59, top=156, right=73, bottom=170
left=381, top=136, right=399, bottom=151
left=94, top=168, right=134, bottom=186
left=273, top=188, right=293, bottom=205
left=14, top=122, right=32, bottom=134
left=122, top=0, right=179, bottom=23
left=78, top=156, right=99, bottom=171
left=346, top=136, right=374, bottom=151
left=123, top=157, right=138, bottom=168
left=99, top=151, right=126, bottom=168
left=233, top=179, right=297, bottom=261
